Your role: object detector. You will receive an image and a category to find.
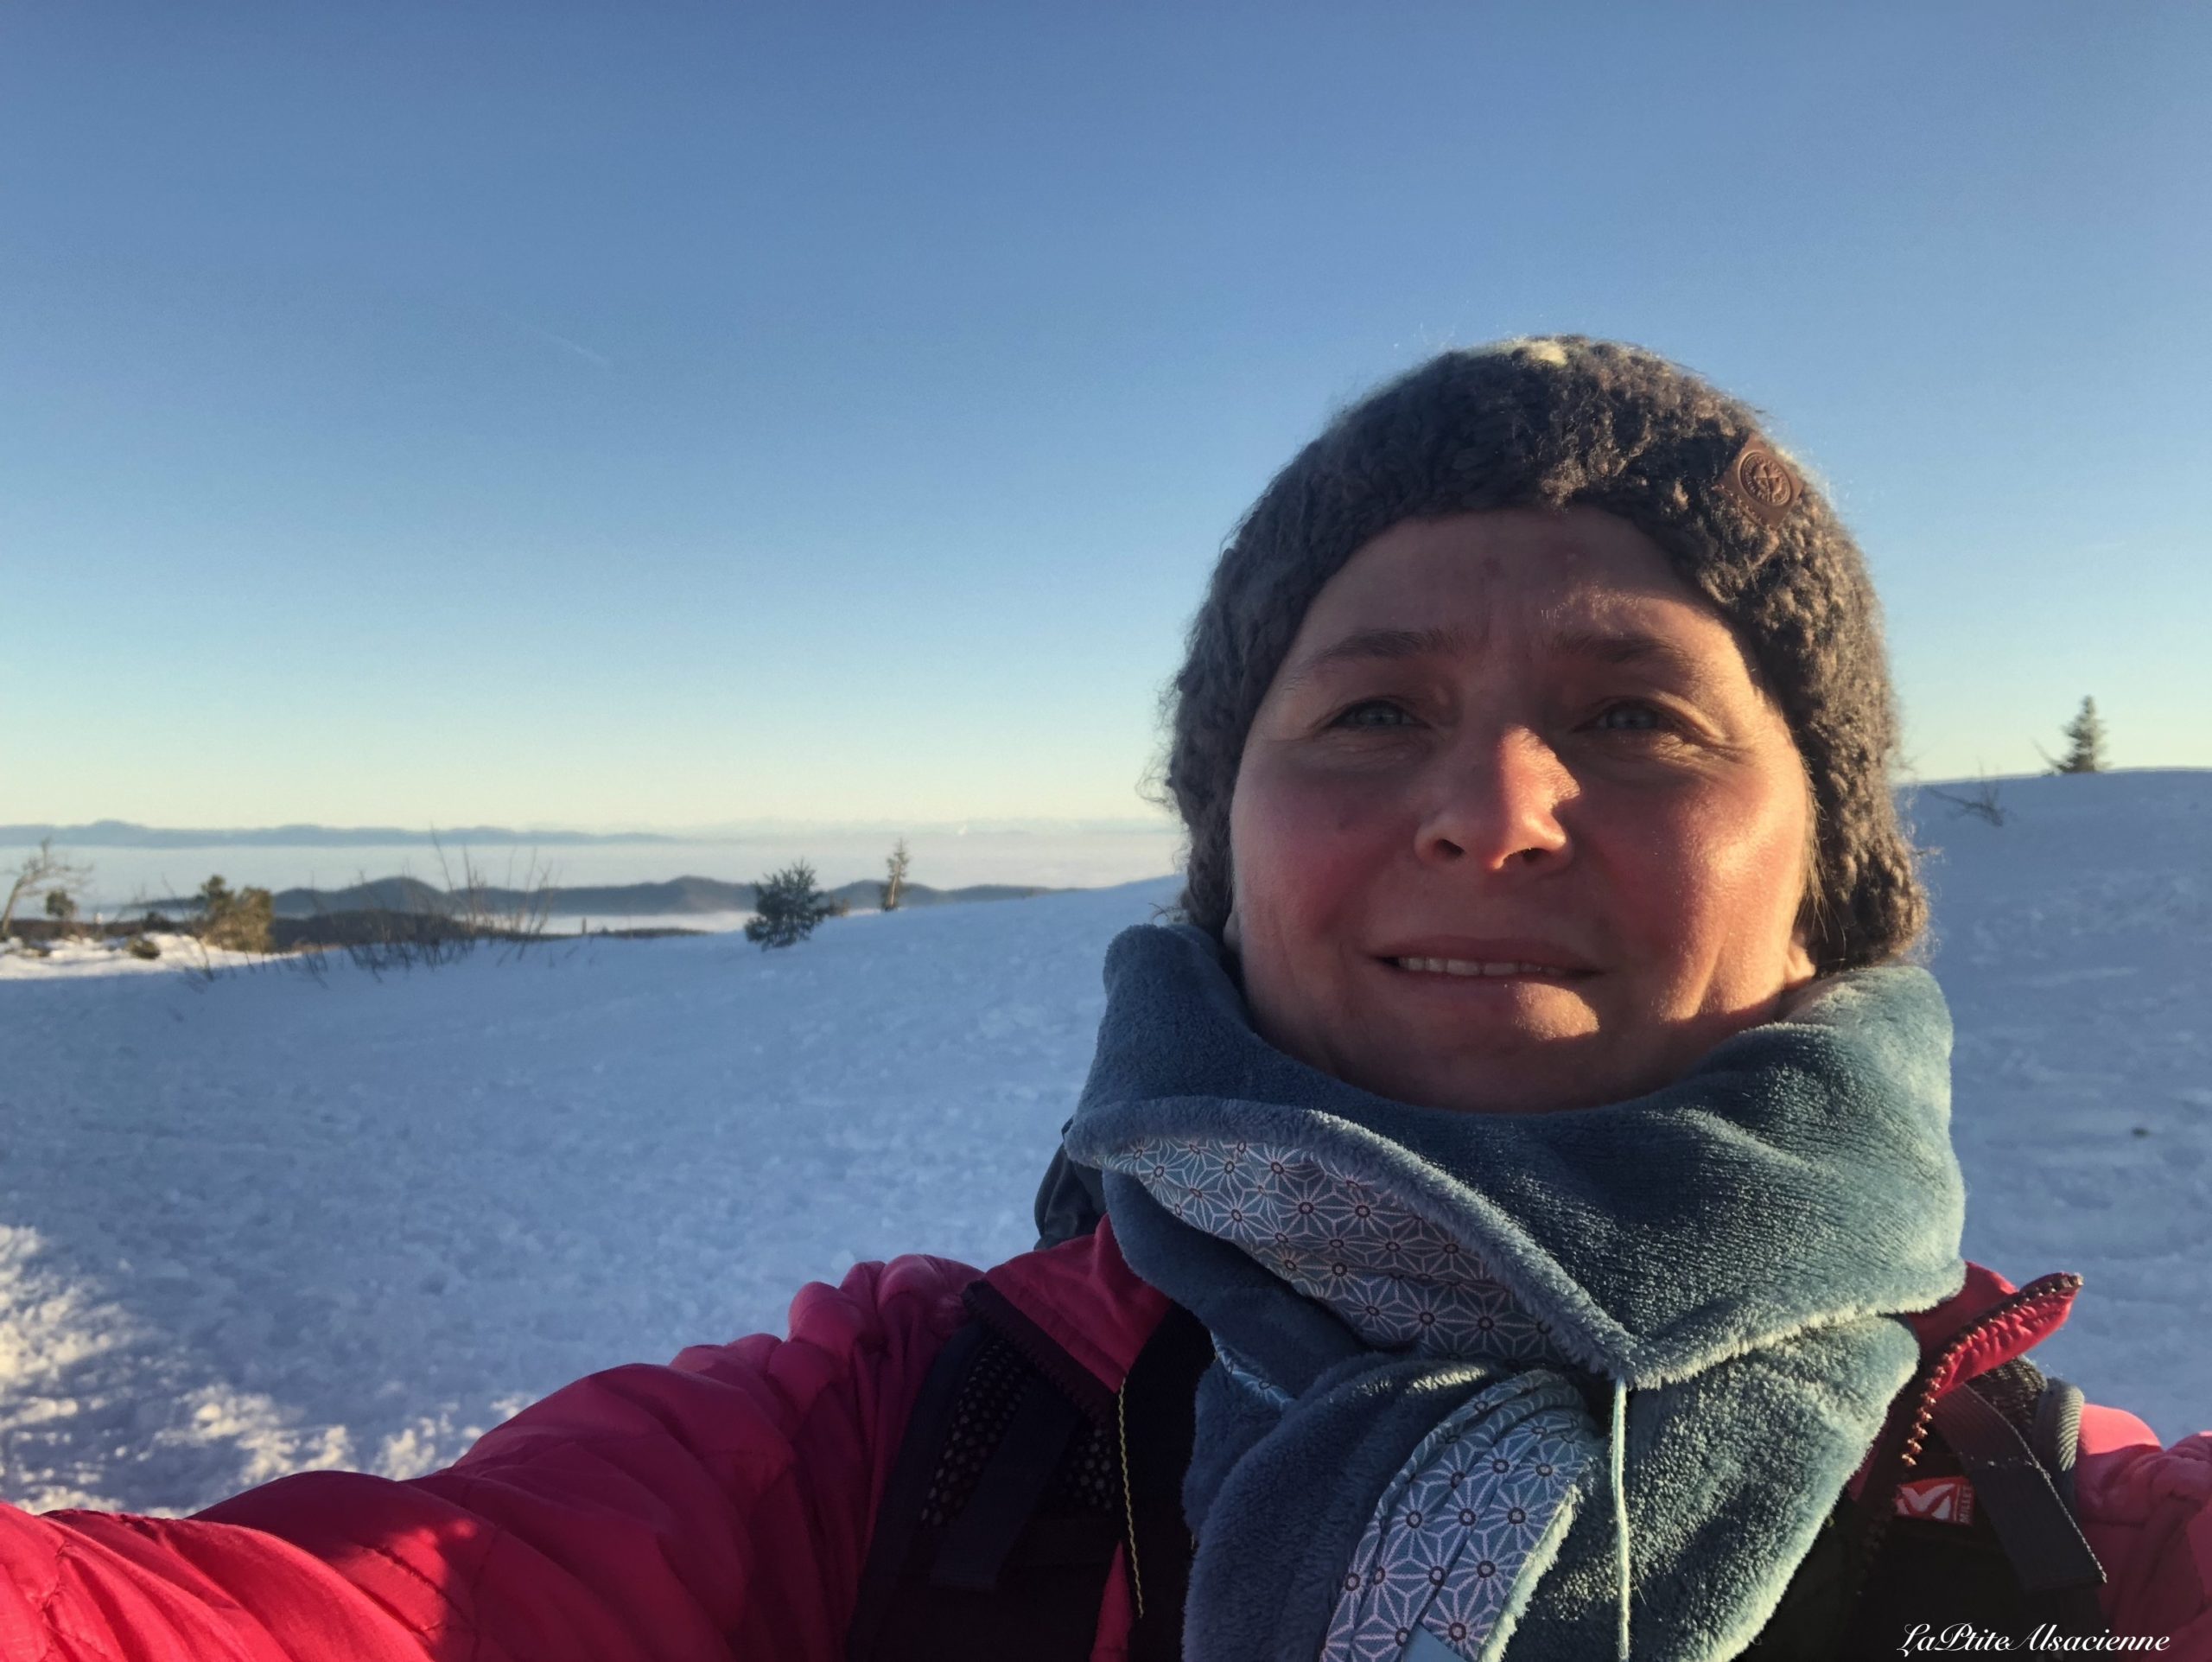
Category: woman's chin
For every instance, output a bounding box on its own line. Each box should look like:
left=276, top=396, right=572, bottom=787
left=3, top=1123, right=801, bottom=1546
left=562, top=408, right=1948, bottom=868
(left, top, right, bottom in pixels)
left=1332, top=1022, right=1632, bottom=1117
left=1252, top=967, right=1637, bottom=1111
left=1376, top=969, right=1599, bottom=1045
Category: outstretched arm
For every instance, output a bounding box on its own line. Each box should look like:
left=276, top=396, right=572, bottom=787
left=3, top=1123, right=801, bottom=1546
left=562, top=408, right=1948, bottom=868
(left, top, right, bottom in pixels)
left=0, top=1256, right=974, bottom=1662
left=2077, top=1408, right=2212, bottom=1655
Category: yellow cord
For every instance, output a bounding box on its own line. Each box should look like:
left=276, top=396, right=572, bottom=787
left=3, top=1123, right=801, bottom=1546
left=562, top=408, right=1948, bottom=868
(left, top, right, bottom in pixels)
left=1116, top=1378, right=1147, bottom=1621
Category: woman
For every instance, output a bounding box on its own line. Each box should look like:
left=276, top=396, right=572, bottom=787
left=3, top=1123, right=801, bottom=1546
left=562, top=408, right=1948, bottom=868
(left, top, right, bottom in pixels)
left=3, top=338, right=2204, bottom=1659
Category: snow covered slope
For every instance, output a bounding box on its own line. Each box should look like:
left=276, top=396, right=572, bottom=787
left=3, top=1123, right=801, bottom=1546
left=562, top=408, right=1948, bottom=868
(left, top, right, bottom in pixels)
left=1908, top=771, right=2212, bottom=1445
left=2, top=772, right=2207, bottom=1514
left=0, top=882, right=1178, bottom=1512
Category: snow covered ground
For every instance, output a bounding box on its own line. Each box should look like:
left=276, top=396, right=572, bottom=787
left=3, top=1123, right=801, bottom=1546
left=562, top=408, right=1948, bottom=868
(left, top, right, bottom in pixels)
left=2, top=772, right=2206, bottom=1515
left=1906, top=771, right=2212, bottom=1444
left=0, top=934, right=277, bottom=982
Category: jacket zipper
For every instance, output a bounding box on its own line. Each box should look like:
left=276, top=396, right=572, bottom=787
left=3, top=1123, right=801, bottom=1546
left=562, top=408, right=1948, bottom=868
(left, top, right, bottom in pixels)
left=1849, top=1270, right=2083, bottom=1584
left=1897, top=1272, right=2082, bottom=1471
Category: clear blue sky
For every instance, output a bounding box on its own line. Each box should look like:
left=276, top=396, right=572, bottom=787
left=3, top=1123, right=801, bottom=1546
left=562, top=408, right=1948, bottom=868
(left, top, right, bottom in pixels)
left=3, top=3, right=2205, bottom=830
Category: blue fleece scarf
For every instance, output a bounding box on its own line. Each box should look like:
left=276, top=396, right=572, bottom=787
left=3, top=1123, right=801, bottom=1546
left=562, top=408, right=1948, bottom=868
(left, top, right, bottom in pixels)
left=1061, top=924, right=1965, bottom=1662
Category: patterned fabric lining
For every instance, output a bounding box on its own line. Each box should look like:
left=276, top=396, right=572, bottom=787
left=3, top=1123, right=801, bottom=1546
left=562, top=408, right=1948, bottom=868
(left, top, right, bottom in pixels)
left=1103, top=1136, right=1568, bottom=1366
left=1323, top=1378, right=1593, bottom=1662
left=1213, top=1340, right=1294, bottom=1410
left=1101, top=1133, right=1599, bottom=1662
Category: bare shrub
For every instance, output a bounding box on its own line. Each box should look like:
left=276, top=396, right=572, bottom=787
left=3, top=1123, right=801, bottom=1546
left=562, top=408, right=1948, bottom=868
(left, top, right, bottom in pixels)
left=1923, top=778, right=2007, bottom=827
left=432, top=835, right=556, bottom=958
left=315, top=839, right=559, bottom=979
left=3, top=839, right=92, bottom=940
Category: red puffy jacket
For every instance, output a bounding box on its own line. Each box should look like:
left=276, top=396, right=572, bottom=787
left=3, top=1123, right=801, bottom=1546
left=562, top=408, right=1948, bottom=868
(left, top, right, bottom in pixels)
left=3, top=1222, right=2207, bottom=1660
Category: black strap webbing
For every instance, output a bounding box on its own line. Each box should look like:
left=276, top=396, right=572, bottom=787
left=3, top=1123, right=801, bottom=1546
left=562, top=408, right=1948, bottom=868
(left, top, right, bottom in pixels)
left=1929, top=1382, right=2107, bottom=1608
left=2031, top=1375, right=2085, bottom=1512
left=1118, top=1306, right=1212, bottom=1661
left=843, top=1320, right=988, bottom=1662
left=931, top=1372, right=1082, bottom=1591
left=843, top=1298, right=1212, bottom=1662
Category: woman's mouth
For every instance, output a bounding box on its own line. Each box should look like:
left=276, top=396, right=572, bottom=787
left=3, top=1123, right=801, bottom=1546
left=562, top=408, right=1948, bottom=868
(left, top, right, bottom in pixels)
left=1389, top=956, right=1579, bottom=978
left=1385, top=955, right=1595, bottom=983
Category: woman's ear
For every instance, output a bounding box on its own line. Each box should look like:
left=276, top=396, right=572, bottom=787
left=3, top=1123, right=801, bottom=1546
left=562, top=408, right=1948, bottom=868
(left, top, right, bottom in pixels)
left=1223, top=904, right=1243, bottom=954
left=1768, top=932, right=1822, bottom=1018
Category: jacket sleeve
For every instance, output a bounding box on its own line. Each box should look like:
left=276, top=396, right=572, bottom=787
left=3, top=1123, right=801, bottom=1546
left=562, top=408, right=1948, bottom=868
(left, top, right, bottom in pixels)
left=2076, top=1408, right=2212, bottom=1657
left=0, top=1255, right=975, bottom=1662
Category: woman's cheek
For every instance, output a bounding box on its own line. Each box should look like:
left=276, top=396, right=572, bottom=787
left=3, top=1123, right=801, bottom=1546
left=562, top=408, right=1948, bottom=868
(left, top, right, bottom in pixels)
left=1243, top=766, right=1388, bottom=914
left=1649, top=789, right=1809, bottom=997
left=1592, top=797, right=1734, bottom=982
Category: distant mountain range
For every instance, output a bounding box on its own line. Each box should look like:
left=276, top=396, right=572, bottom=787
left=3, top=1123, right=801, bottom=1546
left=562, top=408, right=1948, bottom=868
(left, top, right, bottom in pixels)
left=131, top=874, right=1058, bottom=920
left=1, top=821, right=675, bottom=850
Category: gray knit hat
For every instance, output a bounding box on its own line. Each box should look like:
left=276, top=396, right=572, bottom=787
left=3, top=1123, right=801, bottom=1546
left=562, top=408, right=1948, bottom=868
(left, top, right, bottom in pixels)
left=1164, top=335, right=1925, bottom=973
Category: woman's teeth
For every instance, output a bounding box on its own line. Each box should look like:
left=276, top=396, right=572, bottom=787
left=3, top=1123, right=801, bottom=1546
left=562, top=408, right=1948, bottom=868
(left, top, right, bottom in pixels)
left=1393, top=957, right=1560, bottom=977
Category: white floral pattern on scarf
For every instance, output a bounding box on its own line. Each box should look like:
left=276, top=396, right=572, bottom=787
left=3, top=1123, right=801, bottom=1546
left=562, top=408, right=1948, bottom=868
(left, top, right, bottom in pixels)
left=1324, top=1379, right=1592, bottom=1662
left=1105, top=1136, right=1569, bottom=1365
left=1100, top=1135, right=1598, bottom=1662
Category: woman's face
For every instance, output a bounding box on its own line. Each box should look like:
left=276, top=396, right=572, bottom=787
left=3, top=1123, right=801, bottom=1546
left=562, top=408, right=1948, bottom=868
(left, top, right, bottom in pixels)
left=1227, top=506, right=1817, bottom=1115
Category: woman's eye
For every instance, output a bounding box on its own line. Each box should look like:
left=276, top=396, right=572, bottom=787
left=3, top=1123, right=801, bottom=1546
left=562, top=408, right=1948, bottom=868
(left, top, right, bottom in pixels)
left=1592, top=704, right=1689, bottom=739
left=1329, top=698, right=1417, bottom=729
left=1592, top=702, right=1669, bottom=734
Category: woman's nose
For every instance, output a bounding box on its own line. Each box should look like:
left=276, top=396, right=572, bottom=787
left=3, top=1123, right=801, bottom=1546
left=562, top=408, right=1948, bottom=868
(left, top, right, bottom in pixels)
left=1414, top=728, right=1574, bottom=870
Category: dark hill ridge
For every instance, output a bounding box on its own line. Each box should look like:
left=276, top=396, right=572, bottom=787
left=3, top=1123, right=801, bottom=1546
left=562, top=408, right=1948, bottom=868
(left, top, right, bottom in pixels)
left=137, top=875, right=1058, bottom=920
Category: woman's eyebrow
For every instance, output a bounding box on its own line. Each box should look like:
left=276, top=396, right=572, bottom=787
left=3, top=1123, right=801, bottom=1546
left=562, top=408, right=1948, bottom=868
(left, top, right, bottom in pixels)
left=1274, top=626, right=1465, bottom=694
left=1278, top=622, right=1713, bottom=694
left=1540, top=624, right=1710, bottom=678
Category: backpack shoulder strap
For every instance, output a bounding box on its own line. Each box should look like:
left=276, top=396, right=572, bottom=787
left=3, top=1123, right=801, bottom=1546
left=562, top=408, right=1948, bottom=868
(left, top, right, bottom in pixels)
left=1114, top=1302, right=1214, bottom=1659
left=843, top=1317, right=992, bottom=1662
left=2031, top=1372, right=2086, bottom=1512
left=1835, top=1360, right=2110, bottom=1649
left=1930, top=1368, right=2108, bottom=1637
left=1751, top=1360, right=2110, bottom=1659
left=846, top=1285, right=1209, bottom=1662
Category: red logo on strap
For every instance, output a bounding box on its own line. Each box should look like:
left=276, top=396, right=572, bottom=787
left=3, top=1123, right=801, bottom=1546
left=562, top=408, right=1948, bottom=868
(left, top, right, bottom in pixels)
left=1895, top=1475, right=1976, bottom=1525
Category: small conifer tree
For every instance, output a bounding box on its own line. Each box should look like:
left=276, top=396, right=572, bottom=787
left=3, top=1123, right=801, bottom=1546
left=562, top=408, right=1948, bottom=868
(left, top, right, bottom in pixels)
left=2051, top=697, right=2108, bottom=774
left=197, top=875, right=276, bottom=952
left=745, top=860, right=836, bottom=950
left=880, top=838, right=911, bottom=912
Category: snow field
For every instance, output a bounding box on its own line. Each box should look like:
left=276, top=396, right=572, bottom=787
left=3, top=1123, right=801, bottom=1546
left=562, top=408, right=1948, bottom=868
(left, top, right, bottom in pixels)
left=1, top=771, right=2207, bottom=1514
left=1910, top=773, right=2212, bottom=1441
left=1, top=883, right=1173, bottom=1512
left=0, top=934, right=270, bottom=981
